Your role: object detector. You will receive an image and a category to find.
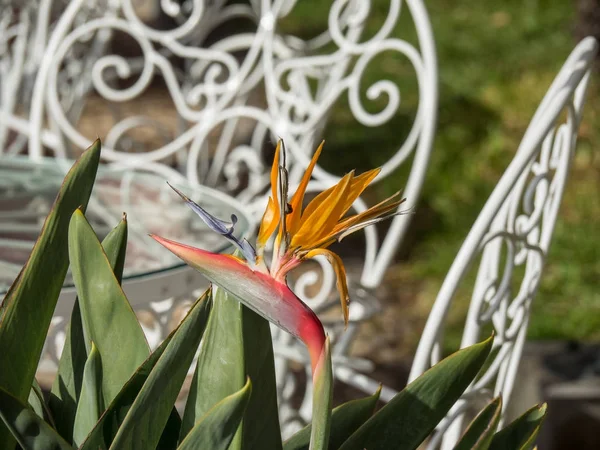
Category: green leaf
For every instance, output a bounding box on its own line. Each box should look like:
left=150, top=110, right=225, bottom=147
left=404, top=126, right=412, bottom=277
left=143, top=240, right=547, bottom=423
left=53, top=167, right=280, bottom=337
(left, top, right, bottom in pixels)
left=310, top=337, right=333, bottom=450
left=28, top=378, right=57, bottom=430
left=0, top=267, right=22, bottom=324
left=68, top=209, right=149, bottom=406
left=28, top=380, right=45, bottom=420
left=50, top=217, right=128, bottom=442
left=0, top=386, right=74, bottom=450
left=180, top=287, right=244, bottom=442
left=0, top=140, right=101, bottom=446
left=79, top=320, right=178, bottom=450
left=49, top=302, right=85, bottom=443
left=240, top=300, right=283, bottom=450
left=489, top=403, right=547, bottom=450
left=454, top=397, right=502, bottom=450
left=98, top=213, right=128, bottom=285
left=108, top=290, right=212, bottom=450
left=178, top=378, right=252, bottom=450
left=339, top=335, right=494, bottom=450
left=181, top=286, right=283, bottom=450
left=157, top=408, right=182, bottom=450
left=284, top=386, right=381, bottom=450
left=73, top=342, right=103, bottom=447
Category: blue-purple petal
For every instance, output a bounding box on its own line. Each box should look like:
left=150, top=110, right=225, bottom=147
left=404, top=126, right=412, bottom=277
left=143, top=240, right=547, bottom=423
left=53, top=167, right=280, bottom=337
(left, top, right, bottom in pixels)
left=168, top=182, right=257, bottom=264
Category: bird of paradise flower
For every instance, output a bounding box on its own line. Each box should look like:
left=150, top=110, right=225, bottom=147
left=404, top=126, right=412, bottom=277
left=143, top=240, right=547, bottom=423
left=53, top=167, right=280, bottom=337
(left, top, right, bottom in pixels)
left=151, top=140, right=405, bottom=447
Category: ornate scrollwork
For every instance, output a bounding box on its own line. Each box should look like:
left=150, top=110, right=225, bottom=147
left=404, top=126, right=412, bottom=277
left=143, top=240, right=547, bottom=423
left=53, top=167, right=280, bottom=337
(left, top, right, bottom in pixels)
left=408, top=37, right=597, bottom=450
left=1, top=0, right=438, bottom=437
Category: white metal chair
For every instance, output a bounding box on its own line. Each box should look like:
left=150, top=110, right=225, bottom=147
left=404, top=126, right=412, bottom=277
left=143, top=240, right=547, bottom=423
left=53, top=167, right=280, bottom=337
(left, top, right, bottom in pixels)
left=0, top=0, right=438, bottom=434
left=408, top=37, right=598, bottom=449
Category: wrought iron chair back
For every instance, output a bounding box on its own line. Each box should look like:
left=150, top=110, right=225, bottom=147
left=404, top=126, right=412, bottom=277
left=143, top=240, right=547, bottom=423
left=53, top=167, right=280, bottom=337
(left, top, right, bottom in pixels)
left=408, top=37, right=598, bottom=449
left=0, top=0, right=438, bottom=435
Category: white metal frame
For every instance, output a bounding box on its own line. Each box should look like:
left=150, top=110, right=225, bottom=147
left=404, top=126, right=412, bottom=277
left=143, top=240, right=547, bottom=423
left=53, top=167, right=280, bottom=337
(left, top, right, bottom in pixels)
left=0, top=0, right=438, bottom=434
left=4, top=1, right=594, bottom=444
left=408, top=37, right=598, bottom=449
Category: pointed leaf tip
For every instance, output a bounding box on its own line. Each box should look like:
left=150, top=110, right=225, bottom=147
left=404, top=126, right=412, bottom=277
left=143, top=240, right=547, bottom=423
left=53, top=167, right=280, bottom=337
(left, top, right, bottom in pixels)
left=68, top=210, right=149, bottom=405
left=489, top=402, right=547, bottom=450
left=178, top=377, right=252, bottom=450
left=107, top=291, right=212, bottom=450
left=339, top=335, right=493, bottom=450
left=0, top=137, right=101, bottom=447
left=454, top=397, right=502, bottom=450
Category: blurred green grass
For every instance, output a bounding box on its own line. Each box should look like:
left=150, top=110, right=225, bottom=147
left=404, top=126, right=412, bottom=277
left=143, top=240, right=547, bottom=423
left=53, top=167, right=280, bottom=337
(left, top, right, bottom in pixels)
left=281, top=1, right=600, bottom=348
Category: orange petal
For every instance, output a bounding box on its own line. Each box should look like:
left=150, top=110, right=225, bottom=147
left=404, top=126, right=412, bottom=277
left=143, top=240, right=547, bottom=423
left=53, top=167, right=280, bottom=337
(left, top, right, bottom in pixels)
left=304, top=248, right=350, bottom=327
left=333, top=192, right=404, bottom=233
left=257, top=196, right=279, bottom=247
left=305, top=193, right=405, bottom=251
left=287, top=141, right=324, bottom=235
left=291, top=171, right=353, bottom=247
left=270, top=141, right=281, bottom=203
left=338, top=168, right=381, bottom=216
left=297, top=168, right=381, bottom=227
left=256, top=142, right=282, bottom=248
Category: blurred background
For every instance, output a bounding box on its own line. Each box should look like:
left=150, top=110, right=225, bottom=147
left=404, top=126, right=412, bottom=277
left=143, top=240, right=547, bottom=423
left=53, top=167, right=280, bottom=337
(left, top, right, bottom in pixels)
left=43, top=0, right=600, bottom=354
left=290, top=2, right=600, bottom=446
left=282, top=0, right=600, bottom=356
left=1, top=0, right=599, bottom=447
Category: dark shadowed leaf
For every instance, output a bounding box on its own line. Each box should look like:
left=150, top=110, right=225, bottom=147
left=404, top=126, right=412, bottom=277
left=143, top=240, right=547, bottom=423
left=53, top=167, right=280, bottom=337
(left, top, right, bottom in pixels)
left=29, top=378, right=56, bottom=430
left=178, top=378, right=252, bottom=450
left=49, top=301, right=85, bottom=442
left=489, top=403, right=547, bottom=450
left=454, top=397, right=502, bottom=450
left=0, top=386, right=74, bottom=450
left=339, top=336, right=494, bottom=450
left=28, top=379, right=45, bottom=420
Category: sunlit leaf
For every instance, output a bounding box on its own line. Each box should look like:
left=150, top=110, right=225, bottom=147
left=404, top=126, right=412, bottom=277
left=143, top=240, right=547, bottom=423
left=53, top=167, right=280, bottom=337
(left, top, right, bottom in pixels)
left=309, top=338, right=332, bottom=450
left=339, top=336, right=494, bottom=450
left=73, top=342, right=103, bottom=447
left=181, top=286, right=282, bottom=450
left=50, top=216, right=127, bottom=442
left=108, top=291, right=212, bottom=449
left=178, top=378, right=252, bottom=450
left=0, top=141, right=100, bottom=447
left=68, top=209, right=149, bottom=406
left=0, top=140, right=101, bottom=446
left=79, top=326, right=175, bottom=450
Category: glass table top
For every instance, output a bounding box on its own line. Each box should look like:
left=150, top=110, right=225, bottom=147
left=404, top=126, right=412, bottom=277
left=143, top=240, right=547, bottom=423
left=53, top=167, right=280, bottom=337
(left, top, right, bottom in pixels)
left=0, top=156, right=253, bottom=295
